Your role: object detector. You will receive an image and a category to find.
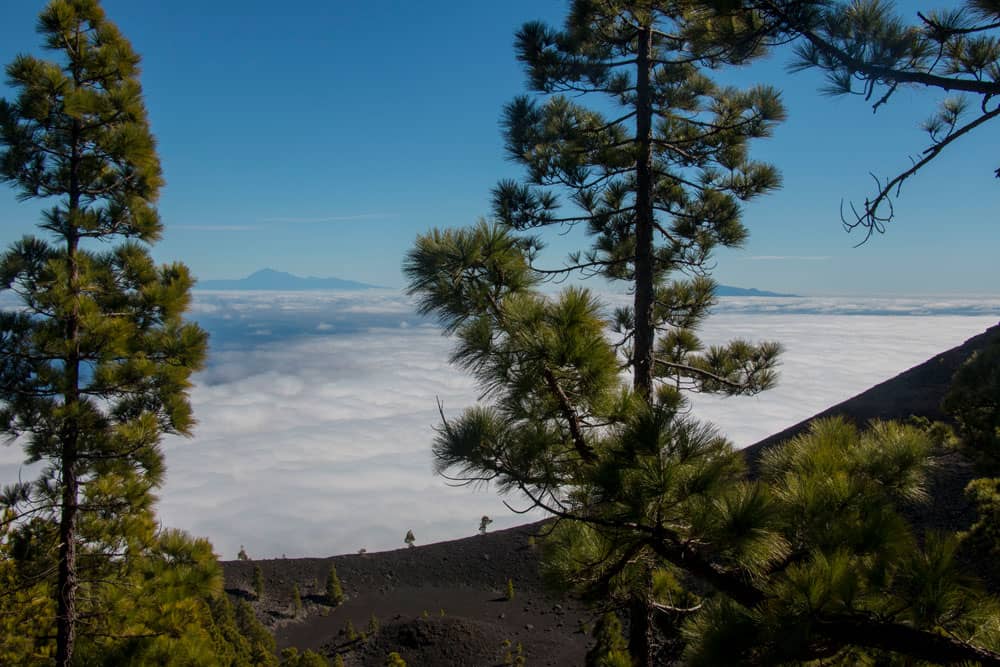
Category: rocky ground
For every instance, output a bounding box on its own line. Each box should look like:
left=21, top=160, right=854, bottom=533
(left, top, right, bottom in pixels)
left=222, top=522, right=593, bottom=666
left=222, top=321, right=1000, bottom=666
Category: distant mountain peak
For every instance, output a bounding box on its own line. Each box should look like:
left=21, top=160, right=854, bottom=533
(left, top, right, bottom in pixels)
left=716, top=285, right=798, bottom=298
left=197, top=269, right=385, bottom=291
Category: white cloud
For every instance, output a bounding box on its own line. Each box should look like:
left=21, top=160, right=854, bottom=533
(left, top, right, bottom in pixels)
left=3, top=290, right=998, bottom=559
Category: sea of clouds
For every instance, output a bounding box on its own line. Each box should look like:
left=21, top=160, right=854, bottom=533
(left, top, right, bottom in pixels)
left=1, top=290, right=998, bottom=559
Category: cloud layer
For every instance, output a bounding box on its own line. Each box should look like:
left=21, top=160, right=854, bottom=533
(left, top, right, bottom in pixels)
left=2, top=291, right=998, bottom=559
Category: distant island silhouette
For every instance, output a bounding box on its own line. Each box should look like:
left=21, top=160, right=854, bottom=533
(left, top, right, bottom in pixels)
left=197, top=269, right=796, bottom=296
left=714, top=285, right=798, bottom=297
left=196, top=268, right=386, bottom=291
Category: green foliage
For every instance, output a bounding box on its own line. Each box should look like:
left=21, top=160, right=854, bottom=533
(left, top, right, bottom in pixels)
left=235, top=599, right=278, bottom=665
left=344, top=619, right=358, bottom=642
left=489, top=0, right=785, bottom=401
left=944, top=339, right=1000, bottom=471
left=325, top=564, right=344, bottom=606
left=385, top=651, right=407, bottom=667
left=367, top=613, right=380, bottom=635
left=506, top=578, right=516, bottom=601
left=332, top=654, right=345, bottom=667
left=406, top=6, right=785, bottom=645
left=586, top=613, right=631, bottom=667
left=0, top=1, right=211, bottom=663
left=292, top=584, right=303, bottom=616
left=280, top=647, right=329, bottom=667
left=962, top=477, right=1000, bottom=580
left=253, top=565, right=265, bottom=600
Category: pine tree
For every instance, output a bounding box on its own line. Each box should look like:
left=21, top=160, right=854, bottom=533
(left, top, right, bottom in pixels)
left=253, top=565, right=265, bottom=600
left=0, top=1, right=207, bottom=664
left=325, top=564, right=344, bottom=605
left=407, top=2, right=783, bottom=662
left=586, top=613, right=632, bottom=667
left=491, top=0, right=784, bottom=401
left=404, top=529, right=415, bottom=548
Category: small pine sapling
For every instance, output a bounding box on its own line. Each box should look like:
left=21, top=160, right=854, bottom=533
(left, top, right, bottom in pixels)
left=585, top=612, right=631, bottom=667
left=333, top=655, right=345, bottom=667
left=292, top=584, right=303, bottom=616
left=252, top=565, right=264, bottom=600
left=344, top=620, right=358, bottom=642
left=404, top=529, right=416, bottom=548
left=506, top=579, right=515, bottom=601
left=326, top=564, right=344, bottom=606
left=238, top=545, right=250, bottom=561
left=367, top=613, right=380, bottom=635
left=386, top=652, right=407, bottom=667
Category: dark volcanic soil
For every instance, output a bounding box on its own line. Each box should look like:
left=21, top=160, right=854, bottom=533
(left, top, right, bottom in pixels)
left=222, top=523, right=592, bottom=666
left=222, top=321, right=1000, bottom=666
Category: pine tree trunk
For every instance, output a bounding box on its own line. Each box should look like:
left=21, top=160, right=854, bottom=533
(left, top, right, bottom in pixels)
left=633, top=25, right=655, bottom=403
left=55, top=439, right=78, bottom=667
left=627, top=594, right=653, bottom=667
left=56, top=118, right=83, bottom=667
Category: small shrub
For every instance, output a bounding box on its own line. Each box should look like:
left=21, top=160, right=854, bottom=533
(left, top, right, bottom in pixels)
left=506, top=578, right=515, bottom=601
left=585, top=612, right=631, bottom=667
left=962, top=477, right=1000, bottom=578
left=404, top=529, right=416, bottom=548
left=234, top=599, right=276, bottom=656
left=237, top=545, right=250, bottom=561
left=326, top=564, right=344, bottom=606
left=252, top=565, right=264, bottom=600
left=421, top=609, right=429, bottom=619
left=333, top=655, right=345, bottom=667
left=280, top=647, right=329, bottom=667
left=344, top=619, right=358, bottom=642
left=944, top=341, right=1000, bottom=471
left=292, top=583, right=303, bottom=616
left=368, top=613, right=380, bottom=635
left=386, top=652, right=407, bottom=667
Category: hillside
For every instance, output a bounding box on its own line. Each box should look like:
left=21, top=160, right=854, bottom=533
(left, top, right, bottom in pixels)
left=223, top=320, right=1000, bottom=666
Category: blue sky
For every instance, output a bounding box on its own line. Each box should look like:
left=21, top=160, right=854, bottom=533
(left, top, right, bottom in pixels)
left=1, top=0, right=998, bottom=295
